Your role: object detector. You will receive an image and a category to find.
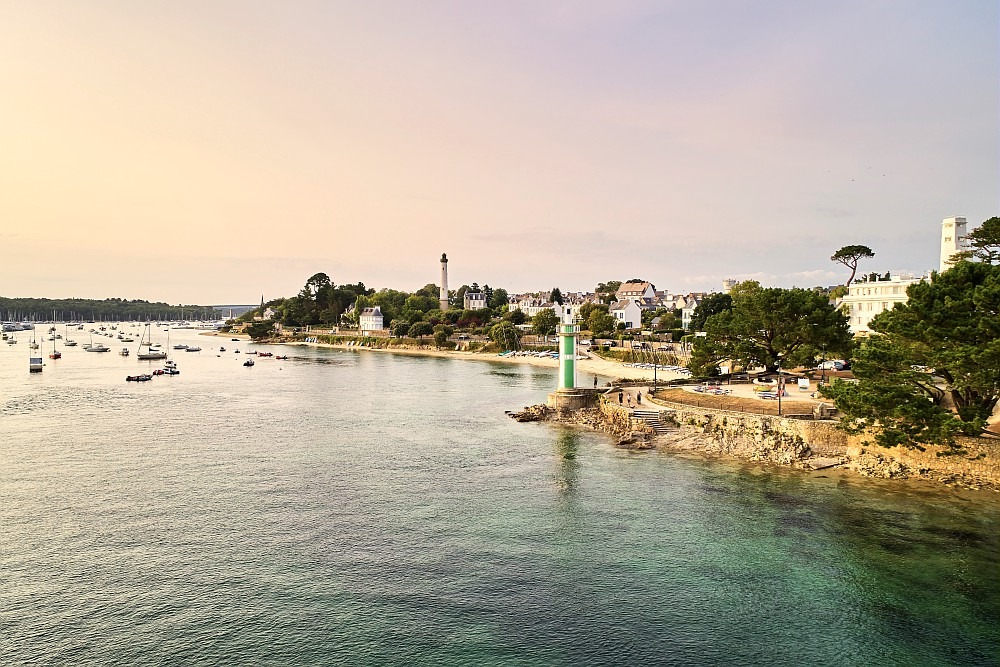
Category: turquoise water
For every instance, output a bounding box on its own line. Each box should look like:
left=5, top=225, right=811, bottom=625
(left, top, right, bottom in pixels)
left=1, top=329, right=997, bottom=665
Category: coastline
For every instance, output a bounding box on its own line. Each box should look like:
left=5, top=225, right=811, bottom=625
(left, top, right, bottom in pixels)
left=201, top=331, right=677, bottom=382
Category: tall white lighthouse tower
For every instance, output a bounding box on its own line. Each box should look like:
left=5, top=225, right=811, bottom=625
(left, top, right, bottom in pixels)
left=439, top=253, right=450, bottom=311
left=940, top=216, right=968, bottom=273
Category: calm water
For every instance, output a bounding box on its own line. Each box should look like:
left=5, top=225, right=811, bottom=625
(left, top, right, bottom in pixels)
left=1, top=327, right=998, bottom=666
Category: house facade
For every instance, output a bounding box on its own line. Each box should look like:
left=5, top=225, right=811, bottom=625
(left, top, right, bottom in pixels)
left=463, top=292, right=488, bottom=310
left=359, top=306, right=385, bottom=333
left=838, top=272, right=928, bottom=334
left=609, top=300, right=642, bottom=330
left=615, top=281, right=656, bottom=304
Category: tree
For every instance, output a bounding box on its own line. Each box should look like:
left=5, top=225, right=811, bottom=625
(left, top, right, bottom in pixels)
left=831, top=245, right=875, bottom=286
left=304, top=272, right=332, bottom=295
left=690, top=281, right=851, bottom=374
left=821, top=261, right=1000, bottom=448
left=433, top=330, right=449, bottom=348
left=489, top=321, right=522, bottom=349
left=595, top=280, right=622, bottom=304
left=532, top=309, right=560, bottom=336
left=246, top=321, right=275, bottom=341
left=390, top=320, right=411, bottom=338
left=588, top=310, right=616, bottom=338
left=688, top=293, right=732, bottom=331
left=488, top=288, right=509, bottom=309
left=550, top=287, right=564, bottom=305
left=503, top=308, right=527, bottom=326
left=407, top=321, right=433, bottom=339
left=952, top=216, right=1000, bottom=264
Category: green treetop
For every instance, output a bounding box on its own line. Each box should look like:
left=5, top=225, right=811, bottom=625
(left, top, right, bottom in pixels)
left=690, top=281, right=851, bottom=374
left=821, top=261, right=1000, bottom=449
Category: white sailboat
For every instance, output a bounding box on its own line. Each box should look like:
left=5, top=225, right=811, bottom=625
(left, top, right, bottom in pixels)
left=136, top=324, right=167, bottom=360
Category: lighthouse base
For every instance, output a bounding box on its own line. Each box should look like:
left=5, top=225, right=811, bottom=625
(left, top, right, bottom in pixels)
left=546, top=388, right=599, bottom=410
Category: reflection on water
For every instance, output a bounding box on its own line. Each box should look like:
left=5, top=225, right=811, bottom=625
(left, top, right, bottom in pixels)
left=553, top=428, right=581, bottom=496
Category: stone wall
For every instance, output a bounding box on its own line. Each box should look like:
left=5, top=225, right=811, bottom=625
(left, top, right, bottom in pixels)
left=645, top=397, right=845, bottom=465
left=647, top=395, right=1000, bottom=490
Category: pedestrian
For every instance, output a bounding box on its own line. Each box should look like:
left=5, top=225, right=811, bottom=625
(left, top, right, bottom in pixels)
left=627, top=396, right=633, bottom=408
left=637, top=391, right=642, bottom=405
left=618, top=390, right=623, bottom=405
left=594, top=376, right=598, bottom=389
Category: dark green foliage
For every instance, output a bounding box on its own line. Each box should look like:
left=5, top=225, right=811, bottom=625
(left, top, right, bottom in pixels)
left=831, top=244, right=876, bottom=285
left=489, top=321, right=522, bottom=349
left=588, top=310, right=616, bottom=338
left=502, top=308, right=527, bottom=326
left=951, top=216, right=1000, bottom=264
left=532, top=309, right=560, bottom=336
left=822, top=261, right=1000, bottom=448
left=488, top=288, right=509, bottom=309
left=245, top=321, right=276, bottom=340
left=690, top=281, right=851, bottom=375
left=688, top=293, right=732, bottom=331
left=0, top=296, right=218, bottom=322
left=550, top=287, right=563, bottom=305
left=407, top=321, right=433, bottom=339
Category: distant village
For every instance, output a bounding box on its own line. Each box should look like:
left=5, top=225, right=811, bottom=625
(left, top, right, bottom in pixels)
left=251, top=215, right=971, bottom=340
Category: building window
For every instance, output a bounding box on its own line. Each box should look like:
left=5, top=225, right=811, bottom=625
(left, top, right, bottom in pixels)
left=945, top=236, right=952, bottom=242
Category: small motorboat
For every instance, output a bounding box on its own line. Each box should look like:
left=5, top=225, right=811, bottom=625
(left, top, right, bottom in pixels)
left=126, top=374, right=153, bottom=382
left=173, top=344, right=188, bottom=350
left=151, top=369, right=164, bottom=376
left=219, top=347, right=226, bottom=352
left=243, top=359, right=254, bottom=367
left=185, top=346, right=201, bottom=352
left=231, top=338, right=240, bottom=341
left=275, top=355, right=288, bottom=360
left=120, top=348, right=130, bottom=356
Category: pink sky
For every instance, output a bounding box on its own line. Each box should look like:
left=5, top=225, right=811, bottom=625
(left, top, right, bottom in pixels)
left=2, top=1, right=996, bottom=304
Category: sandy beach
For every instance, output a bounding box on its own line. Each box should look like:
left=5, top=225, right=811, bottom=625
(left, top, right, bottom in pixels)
left=201, top=331, right=681, bottom=382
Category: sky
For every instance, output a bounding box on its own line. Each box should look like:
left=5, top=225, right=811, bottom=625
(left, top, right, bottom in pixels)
left=1, top=1, right=997, bottom=304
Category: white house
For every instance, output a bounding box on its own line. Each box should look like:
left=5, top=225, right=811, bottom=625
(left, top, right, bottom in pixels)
left=463, top=292, right=488, bottom=310
left=359, top=306, right=385, bottom=333
left=838, top=272, right=929, bottom=334
left=680, top=297, right=702, bottom=330
left=609, top=300, right=642, bottom=330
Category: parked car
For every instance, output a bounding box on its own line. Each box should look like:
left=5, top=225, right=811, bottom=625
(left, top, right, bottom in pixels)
left=579, top=339, right=592, bottom=345
left=818, top=360, right=846, bottom=370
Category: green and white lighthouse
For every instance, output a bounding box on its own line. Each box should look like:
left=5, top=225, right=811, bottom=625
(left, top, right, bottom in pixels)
left=547, top=307, right=591, bottom=409
left=557, top=311, right=577, bottom=391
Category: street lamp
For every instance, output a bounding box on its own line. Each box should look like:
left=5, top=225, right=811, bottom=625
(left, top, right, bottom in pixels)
left=776, top=353, right=784, bottom=416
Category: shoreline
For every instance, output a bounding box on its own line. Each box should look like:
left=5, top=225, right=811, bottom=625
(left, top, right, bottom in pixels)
left=202, top=332, right=679, bottom=382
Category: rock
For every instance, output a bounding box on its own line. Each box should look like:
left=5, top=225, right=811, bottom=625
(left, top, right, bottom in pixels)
left=804, top=457, right=844, bottom=470
left=509, top=405, right=552, bottom=422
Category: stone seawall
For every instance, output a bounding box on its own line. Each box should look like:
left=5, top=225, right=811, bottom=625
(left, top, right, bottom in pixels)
left=647, top=396, right=1000, bottom=491
left=645, top=397, right=846, bottom=466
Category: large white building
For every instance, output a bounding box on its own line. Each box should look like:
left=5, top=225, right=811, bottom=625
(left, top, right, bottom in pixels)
left=839, top=272, right=929, bottom=334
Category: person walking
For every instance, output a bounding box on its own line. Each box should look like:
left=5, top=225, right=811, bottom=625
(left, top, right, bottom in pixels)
left=637, top=391, right=642, bottom=405
left=594, top=376, right=598, bottom=389
left=618, top=390, right=623, bottom=405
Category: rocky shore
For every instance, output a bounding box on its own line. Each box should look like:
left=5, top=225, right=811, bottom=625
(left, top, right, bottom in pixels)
left=509, top=400, right=1000, bottom=493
